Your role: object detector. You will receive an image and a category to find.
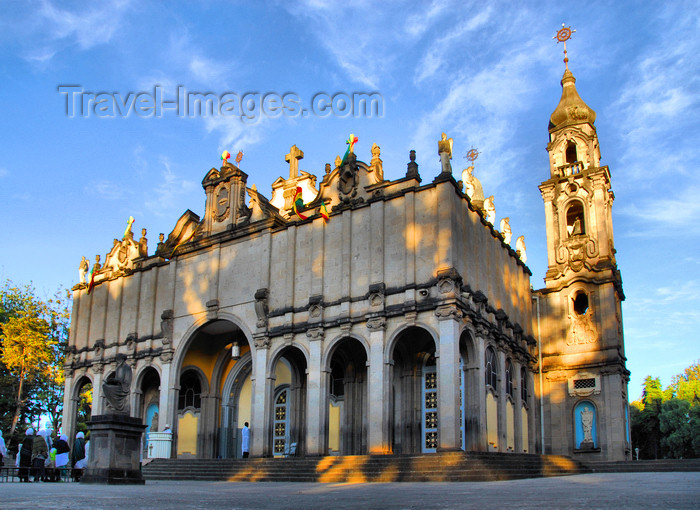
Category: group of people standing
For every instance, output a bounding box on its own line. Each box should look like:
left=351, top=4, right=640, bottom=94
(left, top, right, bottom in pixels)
left=6, top=428, right=88, bottom=482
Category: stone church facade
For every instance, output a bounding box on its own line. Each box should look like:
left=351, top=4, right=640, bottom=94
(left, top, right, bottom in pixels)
left=62, top=62, right=630, bottom=461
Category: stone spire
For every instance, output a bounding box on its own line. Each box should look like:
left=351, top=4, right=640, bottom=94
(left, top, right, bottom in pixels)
left=549, top=69, right=597, bottom=131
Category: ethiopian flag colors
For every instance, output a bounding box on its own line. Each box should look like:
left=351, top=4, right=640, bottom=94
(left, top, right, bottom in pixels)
left=293, top=187, right=307, bottom=220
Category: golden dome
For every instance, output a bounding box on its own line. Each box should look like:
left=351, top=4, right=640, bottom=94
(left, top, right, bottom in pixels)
left=549, top=69, right=596, bottom=130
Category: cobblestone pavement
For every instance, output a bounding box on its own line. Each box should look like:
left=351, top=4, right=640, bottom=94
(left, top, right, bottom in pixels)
left=2, top=472, right=698, bottom=509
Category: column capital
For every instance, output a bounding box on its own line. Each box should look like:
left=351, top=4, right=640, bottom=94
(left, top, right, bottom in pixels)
left=435, top=304, right=463, bottom=321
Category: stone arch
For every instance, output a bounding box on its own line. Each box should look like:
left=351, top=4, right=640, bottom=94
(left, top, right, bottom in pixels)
left=171, top=317, right=253, bottom=459
left=384, top=321, right=439, bottom=365
left=564, top=198, right=586, bottom=237
left=388, top=325, right=438, bottom=454
left=69, top=374, right=94, bottom=441
left=459, top=328, right=480, bottom=451
left=171, top=313, right=255, bottom=389
left=484, top=344, right=499, bottom=451
left=267, top=341, right=310, bottom=379
left=134, top=365, right=162, bottom=450
left=322, top=332, right=370, bottom=371
left=219, top=351, right=254, bottom=458
left=267, top=344, right=308, bottom=456
left=324, top=335, right=369, bottom=455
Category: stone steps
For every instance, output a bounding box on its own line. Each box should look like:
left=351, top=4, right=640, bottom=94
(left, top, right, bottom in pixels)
left=143, top=452, right=589, bottom=483
left=584, top=459, right=700, bottom=473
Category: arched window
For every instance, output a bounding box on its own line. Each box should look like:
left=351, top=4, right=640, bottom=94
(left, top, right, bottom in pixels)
left=485, top=347, right=498, bottom=389
left=178, top=371, right=202, bottom=411
left=573, top=291, right=589, bottom=316
left=566, top=201, right=585, bottom=236
left=520, top=367, right=528, bottom=403
left=566, top=140, right=578, bottom=164
left=505, top=359, right=514, bottom=398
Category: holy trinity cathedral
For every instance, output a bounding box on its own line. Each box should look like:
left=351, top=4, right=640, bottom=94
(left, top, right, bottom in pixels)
left=62, top=47, right=630, bottom=462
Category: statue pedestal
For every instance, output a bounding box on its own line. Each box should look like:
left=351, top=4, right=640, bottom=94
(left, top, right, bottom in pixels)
left=82, top=414, right=147, bottom=485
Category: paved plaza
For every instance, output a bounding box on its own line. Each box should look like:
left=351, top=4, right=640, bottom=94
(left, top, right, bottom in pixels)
left=2, top=472, right=699, bottom=509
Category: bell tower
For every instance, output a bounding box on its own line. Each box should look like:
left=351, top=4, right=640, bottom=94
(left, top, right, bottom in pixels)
left=536, top=26, right=630, bottom=461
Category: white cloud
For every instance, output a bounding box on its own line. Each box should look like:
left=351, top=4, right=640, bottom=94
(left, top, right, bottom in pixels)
left=404, top=0, right=448, bottom=39
left=414, top=6, right=493, bottom=84
left=22, top=0, right=133, bottom=61
left=618, top=185, right=700, bottom=234
left=89, top=180, right=126, bottom=200
left=144, top=157, right=198, bottom=217
left=203, top=115, right=271, bottom=156
left=610, top=12, right=700, bottom=184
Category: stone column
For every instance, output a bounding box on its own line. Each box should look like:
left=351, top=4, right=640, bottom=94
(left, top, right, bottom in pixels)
left=473, top=333, right=488, bottom=451
left=367, top=321, right=389, bottom=453
left=92, top=369, right=104, bottom=415
left=251, top=336, right=271, bottom=457
left=436, top=307, right=462, bottom=451
left=62, top=373, right=75, bottom=443
left=528, top=368, right=537, bottom=453
left=513, top=360, right=523, bottom=453
left=305, top=331, right=327, bottom=456
left=158, top=361, right=172, bottom=431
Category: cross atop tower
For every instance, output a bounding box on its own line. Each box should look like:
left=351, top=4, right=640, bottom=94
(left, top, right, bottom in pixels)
left=285, top=145, right=304, bottom=179
left=554, top=23, right=576, bottom=70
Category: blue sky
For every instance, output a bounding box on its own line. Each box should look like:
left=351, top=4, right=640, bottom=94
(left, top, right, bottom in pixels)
left=1, top=1, right=698, bottom=400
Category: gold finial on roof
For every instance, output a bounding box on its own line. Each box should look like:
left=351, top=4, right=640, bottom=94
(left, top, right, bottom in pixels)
left=554, top=23, right=576, bottom=70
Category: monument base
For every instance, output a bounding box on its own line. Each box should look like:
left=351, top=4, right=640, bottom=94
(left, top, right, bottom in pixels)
left=82, top=414, right=147, bottom=485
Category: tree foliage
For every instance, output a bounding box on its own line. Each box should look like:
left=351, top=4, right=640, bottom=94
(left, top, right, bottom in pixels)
left=631, top=361, right=700, bottom=459
left=0, top=280, right=70, bottom=450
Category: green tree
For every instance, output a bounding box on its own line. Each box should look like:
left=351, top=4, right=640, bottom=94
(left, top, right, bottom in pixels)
left=659, top=399, right=693, bottom=458
left=631, top=376, right=666, bottom=459
left=32, top=288, right=71, bottom=433
left=0, top=281, right=70, bottom=448
left=667, top=361, right=700, bottom=404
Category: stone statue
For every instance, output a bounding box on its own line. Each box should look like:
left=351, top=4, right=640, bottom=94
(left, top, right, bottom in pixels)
left=500, top=217, right=512, bottom=245
left=102, top=353, right=132, bottom=414
left=461, top=166, right=485, bottom=208
left=150, top=411, right=159, bottom=433
left=516, top=235, right=527, bottom=264
left=370, top=143, right=383, bottom=182
left=93, top=254, right=101, bottom=272
left=138, top=228, right=148, bottom=258
left=438, top=133, right=454, bottom=174
left=79, top=256, right=89, bottom=284
left=484, top=196, right=496, bottom=225
left=580, top=406, right=594, bottom=445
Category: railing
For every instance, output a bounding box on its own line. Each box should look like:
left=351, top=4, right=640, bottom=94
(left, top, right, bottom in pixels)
left=558, top=162, right=584, bottom=176
left=0, top=466, right=83, bottom=483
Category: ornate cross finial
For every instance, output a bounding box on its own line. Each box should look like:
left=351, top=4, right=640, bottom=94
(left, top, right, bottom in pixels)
left=465, top=147, right=480, bottom=166
left=285, top=145, right=304, bottom=179
left=554, top=23, right=576, bottom=70
left=123, top=216, right=135, bottom=239
left=235, top=150, right=244, bottom=165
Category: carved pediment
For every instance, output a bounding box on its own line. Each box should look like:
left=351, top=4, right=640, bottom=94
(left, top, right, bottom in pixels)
left=158, top=209, right=201, bottom=257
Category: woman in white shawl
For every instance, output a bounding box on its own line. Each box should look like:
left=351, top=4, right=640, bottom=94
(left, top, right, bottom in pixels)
left=54, top=434, right=70, bottom=481
left=71, top=431, right=87, bottom=481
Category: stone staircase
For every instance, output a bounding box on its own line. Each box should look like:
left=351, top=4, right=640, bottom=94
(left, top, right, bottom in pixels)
left=584, top=459, right=700, bottom=473
left=143, top=452, right=590, bottom=483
